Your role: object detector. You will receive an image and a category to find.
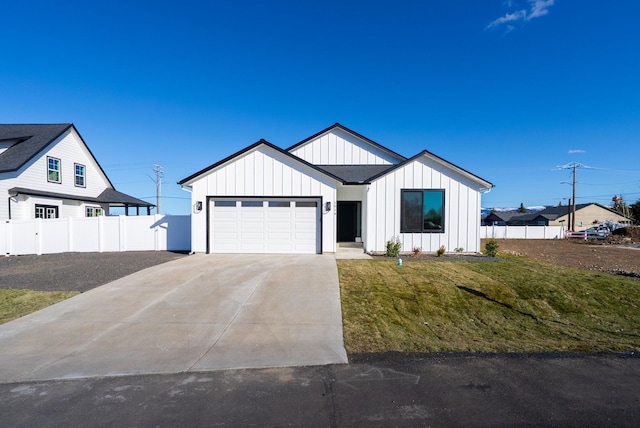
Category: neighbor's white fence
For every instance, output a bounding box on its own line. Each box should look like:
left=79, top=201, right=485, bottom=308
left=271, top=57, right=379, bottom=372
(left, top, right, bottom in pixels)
left=0, top=215, right=190, bottom=256
left=480, top=225, right=565, bottom=240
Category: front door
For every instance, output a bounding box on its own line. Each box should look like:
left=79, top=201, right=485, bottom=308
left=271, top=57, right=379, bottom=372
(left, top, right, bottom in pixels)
left=337, top=201, right=361, bottom=242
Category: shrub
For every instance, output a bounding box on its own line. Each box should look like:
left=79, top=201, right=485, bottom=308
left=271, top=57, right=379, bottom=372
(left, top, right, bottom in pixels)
left=485, top=239, right=499, bottom=257
left=436, top=245, right=446, bottom=257
left=454, top=247, right=464, bottom=253
left=385, top=236, right=402, bottom=257
left=412, top=246, right=422, bottom=257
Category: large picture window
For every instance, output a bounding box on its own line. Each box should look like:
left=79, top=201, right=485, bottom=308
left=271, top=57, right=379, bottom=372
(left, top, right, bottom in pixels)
left=401, top=189, right=445, bottom=233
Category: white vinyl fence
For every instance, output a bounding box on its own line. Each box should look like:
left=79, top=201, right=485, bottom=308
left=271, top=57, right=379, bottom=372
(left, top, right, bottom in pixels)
left=480, top=225, right=565, bottom=240
left=0, top=215, right=190, bottom=256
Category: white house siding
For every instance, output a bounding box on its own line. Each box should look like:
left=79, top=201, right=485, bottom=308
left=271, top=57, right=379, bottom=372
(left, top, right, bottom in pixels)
left=1, top=128, right=112, bottom=220
left=188, top=145, right=338, bottom=253
left=365, top=156, right=483, bottom=254
left=289, top=129, right=400, bottom=165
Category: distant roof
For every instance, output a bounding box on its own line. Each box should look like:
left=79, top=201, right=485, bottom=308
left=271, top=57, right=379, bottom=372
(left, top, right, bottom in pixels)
left=314, top=164, right=393, bottom=183
left=0, top=124, right=73, bottom=173
left=286, top=123, right=407, bottom=163
left=9, top=187, right=154, bottom=207
left=537, top=202, right=633, bottom=220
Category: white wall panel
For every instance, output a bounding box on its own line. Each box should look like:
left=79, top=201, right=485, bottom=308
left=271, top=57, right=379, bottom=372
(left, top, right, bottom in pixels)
left=290, top=129, right=400, bottom=165
left=365, top=155, right=486, bottom=254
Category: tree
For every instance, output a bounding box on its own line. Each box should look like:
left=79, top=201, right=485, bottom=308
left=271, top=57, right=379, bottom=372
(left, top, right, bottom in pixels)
left=518, top=203, right=526, bottom=213
left=612, top=195, right=632, bottom=219
left=630, top=199, right=640, bottom=225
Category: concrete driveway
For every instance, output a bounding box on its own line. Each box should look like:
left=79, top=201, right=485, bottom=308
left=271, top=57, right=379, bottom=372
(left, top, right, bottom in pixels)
left=0, top=254, right=348, bottom=383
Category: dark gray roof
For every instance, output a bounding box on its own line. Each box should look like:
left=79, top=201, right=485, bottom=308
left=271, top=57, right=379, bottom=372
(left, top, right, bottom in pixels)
left=313, top=165, right=394, bottom=183
left=0, top=124, right=73, bottom=172
left=9, top=187, right=154, bottom=207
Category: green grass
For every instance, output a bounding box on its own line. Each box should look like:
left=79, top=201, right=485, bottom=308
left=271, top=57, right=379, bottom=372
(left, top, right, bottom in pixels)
left=337, top=256, right=640, bottom=354
left=0, top=289, right=78, bottom=324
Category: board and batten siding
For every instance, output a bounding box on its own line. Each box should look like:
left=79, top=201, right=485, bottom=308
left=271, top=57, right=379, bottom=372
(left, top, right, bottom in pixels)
left=188, top=145, right=338, bottom=253
left=1, top=128, right=112, bottom=220
left=365, top=156, right=483, bottom=254
left=290, top=129, right=399, bottom=165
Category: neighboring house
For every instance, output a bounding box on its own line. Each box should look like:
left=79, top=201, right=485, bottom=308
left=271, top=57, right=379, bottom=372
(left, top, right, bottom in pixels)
left=0, top=124, right=154, bottom=220
left=178, top=123, right=493, bottom=254
left=488, top=203, right=633, bottom=228
left=483, top=211, right=523, bottom=226
left=539, top=203, right=633, bottom=229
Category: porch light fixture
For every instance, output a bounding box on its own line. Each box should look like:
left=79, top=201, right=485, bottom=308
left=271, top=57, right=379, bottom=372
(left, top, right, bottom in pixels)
left=194, top=201, right=203, bottom=213
left=324, top=201, right=331, bottom=212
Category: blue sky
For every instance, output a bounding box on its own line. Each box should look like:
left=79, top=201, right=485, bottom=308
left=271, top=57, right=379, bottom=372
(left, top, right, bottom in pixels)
left=2, top=1, right=639, bottom=214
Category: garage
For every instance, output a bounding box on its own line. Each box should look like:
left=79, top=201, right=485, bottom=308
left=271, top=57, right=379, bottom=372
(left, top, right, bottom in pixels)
left=209, top=198, right=321, bottom=254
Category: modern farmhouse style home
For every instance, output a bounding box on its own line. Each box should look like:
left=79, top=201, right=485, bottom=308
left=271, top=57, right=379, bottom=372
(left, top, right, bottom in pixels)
left=178, top=123, right=493, bottom=254
left=0, top=124, right=154, bottom=220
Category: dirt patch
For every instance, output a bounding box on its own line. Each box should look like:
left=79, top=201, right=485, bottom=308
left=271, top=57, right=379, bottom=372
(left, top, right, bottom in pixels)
left=0, top=251, right=187, bottom=292
left=486, top=239, right=640, bottom=276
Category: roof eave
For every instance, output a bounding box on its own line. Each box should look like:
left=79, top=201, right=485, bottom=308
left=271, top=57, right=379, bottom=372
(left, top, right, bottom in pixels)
left=178, top=139, right=345, bottom=186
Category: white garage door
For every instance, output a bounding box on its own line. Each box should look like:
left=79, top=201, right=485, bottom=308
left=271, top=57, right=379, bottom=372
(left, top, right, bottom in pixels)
left=209, top=198, right=320, bottom=254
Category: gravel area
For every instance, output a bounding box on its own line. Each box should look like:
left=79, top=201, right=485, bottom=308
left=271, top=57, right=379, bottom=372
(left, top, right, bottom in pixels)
left=0, top=252, right=187, bottom=293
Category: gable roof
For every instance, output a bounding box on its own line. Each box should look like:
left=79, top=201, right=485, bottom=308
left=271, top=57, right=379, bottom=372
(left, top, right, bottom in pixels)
left=286, top=123, right=407, bottom=163
left=365, top=149, right=494, bottom=190
left=0, top=124, right=115, bottom=189
left=178, top=138, right=345, bottom=186
left=0, top=124, right=73, bottom=173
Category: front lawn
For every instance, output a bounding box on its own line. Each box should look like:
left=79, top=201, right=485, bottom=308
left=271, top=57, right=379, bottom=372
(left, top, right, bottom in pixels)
left=0, top=290, right=78, bottom=324
left=337, top=256, right=640, bottom=353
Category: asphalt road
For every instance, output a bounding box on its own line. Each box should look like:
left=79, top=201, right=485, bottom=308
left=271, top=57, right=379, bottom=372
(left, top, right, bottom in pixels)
left=1, top=353, right=638, bottom=427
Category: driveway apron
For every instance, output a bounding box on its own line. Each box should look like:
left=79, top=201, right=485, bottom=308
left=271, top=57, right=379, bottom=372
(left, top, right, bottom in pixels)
left=0, top=254, right=348, bottom=382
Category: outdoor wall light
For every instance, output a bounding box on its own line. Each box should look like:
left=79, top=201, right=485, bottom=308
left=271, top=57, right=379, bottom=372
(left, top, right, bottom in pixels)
left=194, top=201, right=203, bottom=213
left=325, top=201, right=331, bottom=212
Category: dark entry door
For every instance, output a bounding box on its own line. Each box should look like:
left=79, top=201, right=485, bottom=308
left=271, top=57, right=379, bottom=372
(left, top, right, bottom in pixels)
left=337, top=201, right=361, bottom=242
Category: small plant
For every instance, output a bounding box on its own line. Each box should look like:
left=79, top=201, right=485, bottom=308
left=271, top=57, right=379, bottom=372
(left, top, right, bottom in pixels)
left=454, top=247, right=464, bottom=253
left=436, top=245, right=446, bottom=257
left=412, top=246, right=422, bottom=257
left=485, top=239, right=499, bottom=257
left=385, top=236, right=401, bottom=257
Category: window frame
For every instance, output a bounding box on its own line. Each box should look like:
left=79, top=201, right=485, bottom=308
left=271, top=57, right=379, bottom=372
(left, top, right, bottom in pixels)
left=35, top=204, right=59, bottom=219
left=400, top=189, right=445, bottom=233
left=86, top=206, right=104, bottom=217
left=47, top=156, right=61, bottom=183
left=74, top=163, right=86, bottom=187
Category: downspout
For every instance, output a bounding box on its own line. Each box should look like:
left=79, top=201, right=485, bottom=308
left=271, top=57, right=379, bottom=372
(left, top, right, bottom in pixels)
left=7, top=197, right=11, bottom=220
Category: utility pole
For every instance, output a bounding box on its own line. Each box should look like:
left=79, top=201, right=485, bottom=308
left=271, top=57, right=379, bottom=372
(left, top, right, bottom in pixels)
left=557, top=163, right=587, bottom=231
left=571, top=163, right=577, bottom=232
left=152, top=163, right=163, bottom=214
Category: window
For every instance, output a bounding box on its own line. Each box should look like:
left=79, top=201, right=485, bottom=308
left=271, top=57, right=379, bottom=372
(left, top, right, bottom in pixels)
left=241, top=201, right=264, bottom=207
left=35, top=205, right=58, bottom=219
left=214, top=201, right=236, bottom=207
left=296, top=201, right=317, bottom=208
left=401, top=189, right=445, bottom=233
left=47, top=157, right=61, bottom=183
left=268, top=201, right=290, bottom=208
left=75, top=164, right=86, bottom=187
left=86, top=207, right=103, bottom=217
